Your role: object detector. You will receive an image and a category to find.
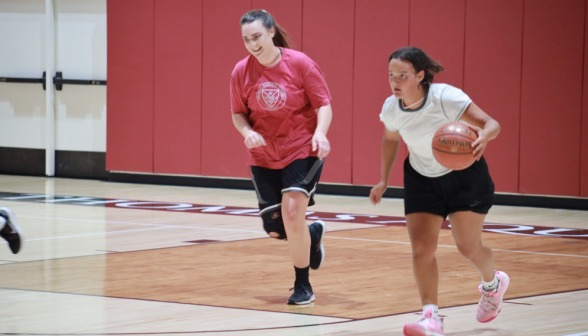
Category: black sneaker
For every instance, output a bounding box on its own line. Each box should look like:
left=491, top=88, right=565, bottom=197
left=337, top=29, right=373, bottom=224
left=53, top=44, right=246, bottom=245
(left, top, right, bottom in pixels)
left=309, top=220, right=326, bottom=270
left=287, top=282, right=315, bottom=305
left=0, top=207, right=23, bottom=254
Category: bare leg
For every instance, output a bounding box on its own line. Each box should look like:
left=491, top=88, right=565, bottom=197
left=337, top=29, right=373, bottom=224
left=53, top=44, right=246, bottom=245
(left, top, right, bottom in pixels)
left=281, top=192, right=310, bottom=268
left=448, top=211, right=495, bottom=281
left=406, top=213, right=444, bottom=306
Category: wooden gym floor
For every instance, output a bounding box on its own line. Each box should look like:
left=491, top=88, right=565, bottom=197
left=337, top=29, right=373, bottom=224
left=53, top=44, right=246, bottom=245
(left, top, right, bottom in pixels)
left=0, top=174, right=587, bottom=335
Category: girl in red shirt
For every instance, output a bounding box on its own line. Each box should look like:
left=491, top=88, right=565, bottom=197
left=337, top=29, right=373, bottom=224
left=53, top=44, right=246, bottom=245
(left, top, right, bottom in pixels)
left=230, top=10, right=333, bottom=305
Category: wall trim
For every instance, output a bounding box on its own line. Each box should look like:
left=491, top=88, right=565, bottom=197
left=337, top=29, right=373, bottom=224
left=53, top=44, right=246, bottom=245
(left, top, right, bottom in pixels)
left=0, top=147, right=108, bottom=180
left=1, top=146, right=585, bottom=210
left=109, top=172, right=588, bottom=211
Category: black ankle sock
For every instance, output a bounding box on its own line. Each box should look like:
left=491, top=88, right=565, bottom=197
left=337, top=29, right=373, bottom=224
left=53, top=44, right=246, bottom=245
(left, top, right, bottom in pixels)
left=294, top=266, right=310, bottom=285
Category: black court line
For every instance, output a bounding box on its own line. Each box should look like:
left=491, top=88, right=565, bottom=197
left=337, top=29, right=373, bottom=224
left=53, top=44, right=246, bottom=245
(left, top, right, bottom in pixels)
left=1, top=191, right=587, bottom=240
left=1, top=287, right=587, bottom=335
left=504, top=301, right=534, bottom=306
left=0, top=287, right=351, bottom=323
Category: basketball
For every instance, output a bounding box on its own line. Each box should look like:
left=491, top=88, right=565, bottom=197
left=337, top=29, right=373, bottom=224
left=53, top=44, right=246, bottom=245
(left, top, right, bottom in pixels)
left=432, top=122, right=478, bottom=170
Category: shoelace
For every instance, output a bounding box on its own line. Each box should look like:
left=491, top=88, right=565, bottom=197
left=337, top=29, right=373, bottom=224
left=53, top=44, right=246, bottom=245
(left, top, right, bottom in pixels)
left=416, top=316, right=443, bottom=329
left=289, top=284, right=308, bottom=293
left=479, top=285, right=500, bottom=309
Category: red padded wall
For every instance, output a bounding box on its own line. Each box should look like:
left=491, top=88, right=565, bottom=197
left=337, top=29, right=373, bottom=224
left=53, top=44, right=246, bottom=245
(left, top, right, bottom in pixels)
left=252, top=0, right=302, bottom=50
left=580, top=0, right=588, bottom=197
left=463, top=0, right=523, bottom=193
left=583, top=1, right=588, bottom=197
left=106, top=0, right=154, bottom=172
left=302, top=0, right=354, bottom=184
left=153, top=0, right=202, bottom=175
left=352, top=0, right=409, bottom=187
left=519, top=0, right=584, bottom=196
left=409, top=0, right=465, bottom=88
left=200, top=0, right=251, bottom=177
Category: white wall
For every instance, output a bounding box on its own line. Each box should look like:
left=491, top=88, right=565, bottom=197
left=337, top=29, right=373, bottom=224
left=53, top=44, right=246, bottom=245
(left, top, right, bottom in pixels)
left=0, top=0, right=47, bottom=149
left=0, top=0, right=107, bottom=152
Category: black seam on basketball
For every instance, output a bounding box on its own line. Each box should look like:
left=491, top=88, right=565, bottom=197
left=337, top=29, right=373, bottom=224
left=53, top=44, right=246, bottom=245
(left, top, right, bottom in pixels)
left=432, top=133, right=477, bottom=142
left=432, top=148, right=475, bottom=155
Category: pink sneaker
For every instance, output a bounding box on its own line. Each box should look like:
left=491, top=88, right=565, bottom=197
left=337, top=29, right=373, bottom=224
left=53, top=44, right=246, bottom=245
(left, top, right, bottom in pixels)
left=403, top=308, right=445, bottom=336
left=476, top=271, right=510, bottom=323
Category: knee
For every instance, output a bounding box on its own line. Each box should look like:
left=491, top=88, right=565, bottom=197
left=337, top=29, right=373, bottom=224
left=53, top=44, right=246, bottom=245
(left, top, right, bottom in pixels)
left=261, top=209, right=287, bottom=240
left=456, top=241, right=480, bottom=259
left=281, top=195, right=306, bottom=225
left=411, top=242, right=437, bottom=261
left=282, top=205, right=302, bottom=224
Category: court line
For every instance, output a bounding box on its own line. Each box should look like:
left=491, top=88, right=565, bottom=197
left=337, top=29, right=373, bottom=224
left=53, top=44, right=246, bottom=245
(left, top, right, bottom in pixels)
left=18, top=215, right=266, bottom=233
left=326, top=236, right=588, bottom=258
left=1, top=286, right=588, bottom=335
left=0, top=227, right=168, bottom=244
left=0, top=287, right=353, bottom=334
left=14, top=215, right=588, bottom=259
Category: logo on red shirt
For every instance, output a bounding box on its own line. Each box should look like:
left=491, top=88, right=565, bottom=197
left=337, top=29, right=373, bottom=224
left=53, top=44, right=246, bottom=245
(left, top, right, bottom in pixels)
left=256, top=82, right=287, bottom=111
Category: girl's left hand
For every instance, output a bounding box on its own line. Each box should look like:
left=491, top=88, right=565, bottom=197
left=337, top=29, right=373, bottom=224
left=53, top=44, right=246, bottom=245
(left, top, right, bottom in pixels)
left=312, top=132, right=330, bottom=160
left=469, top=125, right=488, bottom=161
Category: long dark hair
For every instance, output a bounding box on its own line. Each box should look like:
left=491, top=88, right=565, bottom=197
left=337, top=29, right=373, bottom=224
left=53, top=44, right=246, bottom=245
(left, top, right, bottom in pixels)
left=240, top=10, right=293, bottom=49
left=389, top=46, right=444, bottom=90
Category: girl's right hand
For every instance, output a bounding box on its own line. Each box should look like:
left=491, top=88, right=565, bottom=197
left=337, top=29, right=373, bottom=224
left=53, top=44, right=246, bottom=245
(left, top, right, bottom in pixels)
left=369, top=181, right=387, bottom=205
left=244, top=131, right=266, bottom=149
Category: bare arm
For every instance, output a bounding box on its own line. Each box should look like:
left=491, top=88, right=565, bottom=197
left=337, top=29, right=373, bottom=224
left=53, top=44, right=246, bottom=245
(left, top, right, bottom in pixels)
left=232, top=112, right=266, bottom=149
left=459, top=102, right=501, bottom=160
left=369, top=129, right=401, bottom=205
left=312, top=104, right=333, bottom=160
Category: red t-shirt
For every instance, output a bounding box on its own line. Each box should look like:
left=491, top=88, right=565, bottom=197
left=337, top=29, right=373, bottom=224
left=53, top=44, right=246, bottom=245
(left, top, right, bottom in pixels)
left=230, top=47, right=332, bottom=169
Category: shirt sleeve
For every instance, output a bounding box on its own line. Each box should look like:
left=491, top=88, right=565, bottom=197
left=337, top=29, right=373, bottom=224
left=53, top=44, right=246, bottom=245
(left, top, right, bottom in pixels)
left=230, top=66, right=248, bottom=114
left=300, top=58, right=332, bottom=110
left=379, top=96, right=398, bottom=132
left=440, top=85, right=472, bottom=121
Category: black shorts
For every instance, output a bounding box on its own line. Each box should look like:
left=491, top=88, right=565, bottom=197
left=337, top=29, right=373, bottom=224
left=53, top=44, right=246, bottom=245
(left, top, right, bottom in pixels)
left=251, top=157, right=324, bottom=214
left=403, top=156, right=495, bottom=219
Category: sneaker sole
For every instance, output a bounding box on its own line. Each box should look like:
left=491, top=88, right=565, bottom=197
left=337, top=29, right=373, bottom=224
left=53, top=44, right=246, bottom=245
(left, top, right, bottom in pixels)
left=287, top=294, right=315, bottom=305
left=310, top=220, right=326, bottom=270
left=0, top=207, right=23, bottom=250
left=403, top=324, right=444, bottom=336
left=478, top=309, right=501, bottom=323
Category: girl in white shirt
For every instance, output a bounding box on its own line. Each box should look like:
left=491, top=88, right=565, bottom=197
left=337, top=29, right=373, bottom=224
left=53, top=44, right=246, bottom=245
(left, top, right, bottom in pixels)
left=370, top=46, right=509, bottom=336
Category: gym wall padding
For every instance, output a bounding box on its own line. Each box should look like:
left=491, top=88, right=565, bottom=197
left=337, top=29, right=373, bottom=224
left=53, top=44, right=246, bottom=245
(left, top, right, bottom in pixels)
left=302, top=0, right=354, bottom=184
left=463, top=0, right=523, bottom=194
left=106, top=0, right=154, bottom=173
left=106, top=0, right=588, bottom=198
left=154, top=0, right=202, bottom=175
left=409, top=0, right=465, bottom=88
left=519, top=0, right=584, bottom=197
left=583, top=1, right=588, bottom=198
left=352, top=0, right=409, bottom=187
left=201, top=0, right=251, bottom=178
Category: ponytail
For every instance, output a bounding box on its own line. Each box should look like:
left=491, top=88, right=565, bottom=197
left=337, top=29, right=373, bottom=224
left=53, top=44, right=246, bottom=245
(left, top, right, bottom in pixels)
left=389, top=46, right=444, bottom=91
left=240, top=10, right=293, bottom=49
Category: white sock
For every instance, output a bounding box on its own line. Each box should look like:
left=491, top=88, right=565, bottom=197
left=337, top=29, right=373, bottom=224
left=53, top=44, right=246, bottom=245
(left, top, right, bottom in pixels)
left=0, top=216, right=5, bottom=228
left=422, top=304, right=438, bottom=317
left=482, top=274, right=499, bottom=291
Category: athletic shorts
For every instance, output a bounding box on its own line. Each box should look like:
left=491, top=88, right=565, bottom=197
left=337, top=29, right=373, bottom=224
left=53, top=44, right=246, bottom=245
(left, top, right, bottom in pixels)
left=251, top=157, right=324, bottom=215
left=403, top=156, right=495, bottom=219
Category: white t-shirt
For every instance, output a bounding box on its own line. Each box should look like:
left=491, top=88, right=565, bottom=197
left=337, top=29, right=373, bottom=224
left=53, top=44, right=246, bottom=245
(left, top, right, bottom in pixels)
left=379, top=83, right=472, bottom=177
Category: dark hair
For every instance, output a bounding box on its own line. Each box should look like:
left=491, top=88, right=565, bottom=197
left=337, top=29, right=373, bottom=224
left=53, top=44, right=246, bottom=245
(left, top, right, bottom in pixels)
left=240, top=10, right=293, bottom=49
left=389, top=46, right=444, bottom=90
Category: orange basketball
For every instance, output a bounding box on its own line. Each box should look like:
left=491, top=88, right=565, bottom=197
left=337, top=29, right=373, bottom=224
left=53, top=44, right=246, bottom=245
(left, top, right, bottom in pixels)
left=432, top=122, right=478, bottom=170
